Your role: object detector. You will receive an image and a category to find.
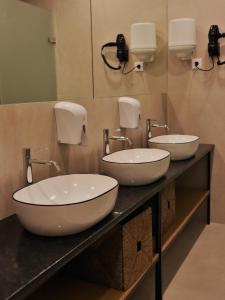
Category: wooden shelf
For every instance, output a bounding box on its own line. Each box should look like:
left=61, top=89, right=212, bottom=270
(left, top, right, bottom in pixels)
left=29, top=254, right=159, bottom=300
left=162, top=189, right=210, bottom=253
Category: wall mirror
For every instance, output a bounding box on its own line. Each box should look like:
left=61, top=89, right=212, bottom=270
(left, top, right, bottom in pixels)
left=0, top=0, right=93, bottom=104
left=0, top=0, right=167, bottom=105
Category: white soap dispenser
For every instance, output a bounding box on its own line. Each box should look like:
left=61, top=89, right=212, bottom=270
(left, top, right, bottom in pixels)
left=118, top=97, right=141, bottom=129
left=54, top=102, right=87, bottom=145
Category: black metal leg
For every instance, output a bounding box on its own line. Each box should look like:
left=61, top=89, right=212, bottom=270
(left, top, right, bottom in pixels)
left=207, top=195, right=211, bottom=225
left=155, top=195, right=162, bottom=300
left=155, top=259, right=162, bottom=300
left=207, top=151, right=214, bottom=225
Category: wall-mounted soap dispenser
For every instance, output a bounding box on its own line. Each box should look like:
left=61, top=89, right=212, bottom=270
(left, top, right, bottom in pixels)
left=169, top=18, right=196, bottom=60
left=118, top=97, right=141, bottom=129
left=54, top=102, right=87, bottom=145
left=130, top=23, right=157, bottom=63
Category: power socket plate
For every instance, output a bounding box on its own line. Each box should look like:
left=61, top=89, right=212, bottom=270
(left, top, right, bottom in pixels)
left=134, top=62, right=144, bottom=72
left=192, top=58, right=203, bottom=70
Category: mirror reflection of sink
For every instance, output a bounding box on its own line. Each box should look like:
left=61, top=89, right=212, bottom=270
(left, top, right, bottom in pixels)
left=13, top=174, right=118, bottom=237
left=149, top=135, right=200, bottom=161
left=102, top=148, right=170, bottom=186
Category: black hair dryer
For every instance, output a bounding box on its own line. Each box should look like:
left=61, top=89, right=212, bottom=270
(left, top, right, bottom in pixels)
left=208, top=25, right=225, bottom=65
left=101, top=34, right=129, bottom=70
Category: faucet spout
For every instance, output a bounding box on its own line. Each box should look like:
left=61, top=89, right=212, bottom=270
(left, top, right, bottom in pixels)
left=146, top=119, right=169, bottom=142
left=29, top=159, right=61, bottom=173
left=49, top=160, right=61, bottom=173
left=164, top=124, right=170, bottom=133
left=103, top=129, right=133, bottom=156
left=109, top=135, right=133, bottom=147
left=126, top=137, right=133, bottom=147
left=24, top=149, right=61, bottom=185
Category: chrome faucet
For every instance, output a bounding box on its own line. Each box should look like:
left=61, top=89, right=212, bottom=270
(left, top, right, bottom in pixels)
left=24, top=148, right=61, bottom=184
left=103, top=128, right=133, bottom=156
left=146, top=119, right=169, bottom=143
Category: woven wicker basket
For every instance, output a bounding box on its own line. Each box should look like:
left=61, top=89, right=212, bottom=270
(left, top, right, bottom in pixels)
left=75, top=208, right=153, bottom=291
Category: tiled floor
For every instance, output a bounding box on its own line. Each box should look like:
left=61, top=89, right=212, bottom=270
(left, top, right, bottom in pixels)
left=164, top=223, right=225, bottom=300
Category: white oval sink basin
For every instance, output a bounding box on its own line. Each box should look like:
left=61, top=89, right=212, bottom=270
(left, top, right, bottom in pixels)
left=102, top=148, right=170, bottom=186
left=149, top=135, right=200, bottom=161
left=13, top=174, right=118, bottom=236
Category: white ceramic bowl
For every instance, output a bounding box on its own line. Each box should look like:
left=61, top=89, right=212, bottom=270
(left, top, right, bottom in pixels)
left=13, top=174, right=118, bottom=236
left=149, top=134, right=200, bottom=161
left=102, top=148, right=170, bottom=186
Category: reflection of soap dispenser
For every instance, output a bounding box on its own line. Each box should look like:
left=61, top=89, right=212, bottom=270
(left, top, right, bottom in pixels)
left=118, top=97, right=141, bottom=129
left=169, top=18, right=196, bottom=60
left=54, top=102, right=87, bottom=145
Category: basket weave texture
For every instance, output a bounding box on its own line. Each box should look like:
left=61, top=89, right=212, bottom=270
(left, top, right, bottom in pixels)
left=76, top=208, right=153, bottom=290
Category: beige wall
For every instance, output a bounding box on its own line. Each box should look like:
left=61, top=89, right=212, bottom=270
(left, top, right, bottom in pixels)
left=168, top=0, right=225, bottom=223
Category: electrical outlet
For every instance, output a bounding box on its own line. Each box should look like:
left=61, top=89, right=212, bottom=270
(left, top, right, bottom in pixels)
left=134, top=62, right=144, bottom=72
left=192, top=58, right=203, bottom=70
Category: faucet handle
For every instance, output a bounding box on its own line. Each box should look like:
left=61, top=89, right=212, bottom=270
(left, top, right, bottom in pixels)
left=103, top=129, right=110, bottom=156
left=81, top=124, right=88, bottom=146
left=27, top=165, right=33, bottom=185
left=146, top=119, right=155, bottom=140
left=24, top=148, right=31, bottom=160
left=23, top=148, right=33, bottom=184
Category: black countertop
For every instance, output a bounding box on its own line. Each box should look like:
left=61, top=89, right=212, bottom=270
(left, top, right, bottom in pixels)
left=0, top=144, right=214, bottom=300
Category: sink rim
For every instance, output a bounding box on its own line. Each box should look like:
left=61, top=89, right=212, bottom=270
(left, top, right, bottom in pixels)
left=102, top=148, right=170, bottom=165
left=149, top=134, right=200, bottom=145
left=13, top=174, right=118, bottom=207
